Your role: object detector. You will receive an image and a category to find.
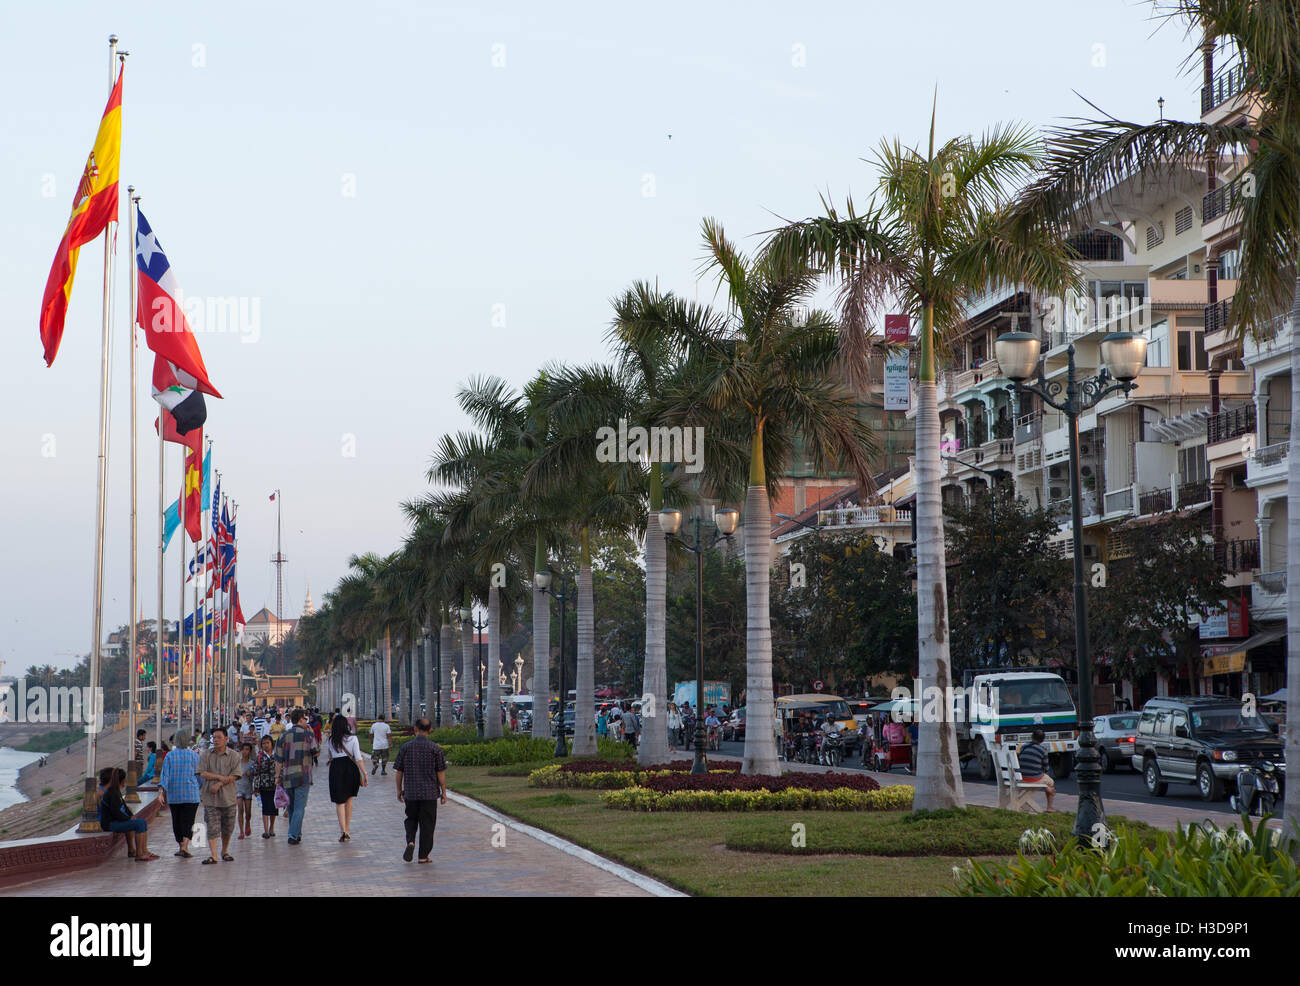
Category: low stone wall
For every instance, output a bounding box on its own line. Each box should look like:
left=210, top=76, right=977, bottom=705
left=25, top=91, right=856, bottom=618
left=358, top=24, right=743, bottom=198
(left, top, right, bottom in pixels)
left=0, top=790, right=164, bottom=890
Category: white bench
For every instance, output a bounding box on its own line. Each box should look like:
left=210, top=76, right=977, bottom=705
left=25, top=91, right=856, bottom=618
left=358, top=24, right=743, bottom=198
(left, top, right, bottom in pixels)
left=992, top=746, right=1051, bottom=812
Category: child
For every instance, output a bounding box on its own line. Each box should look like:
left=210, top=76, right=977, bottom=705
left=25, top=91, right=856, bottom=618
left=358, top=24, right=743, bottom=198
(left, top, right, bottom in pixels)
left=235, top=742, right=255, bottom=839
left=254, top=734, right=278, bottom=838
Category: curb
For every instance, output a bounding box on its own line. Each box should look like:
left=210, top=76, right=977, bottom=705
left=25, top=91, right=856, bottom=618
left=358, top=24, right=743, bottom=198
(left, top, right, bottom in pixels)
left=446, top=790, right=688, bottom=897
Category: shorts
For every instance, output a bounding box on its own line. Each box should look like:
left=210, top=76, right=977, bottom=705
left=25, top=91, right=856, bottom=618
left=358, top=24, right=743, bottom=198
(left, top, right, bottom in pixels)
left=1023, top=775, right=1056, bottom=793
left=203, top=804, right=237, bottom=838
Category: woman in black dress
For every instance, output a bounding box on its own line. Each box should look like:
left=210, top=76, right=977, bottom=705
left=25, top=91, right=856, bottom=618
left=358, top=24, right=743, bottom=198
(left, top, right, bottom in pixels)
left=323, top=713, right=366, bottom=841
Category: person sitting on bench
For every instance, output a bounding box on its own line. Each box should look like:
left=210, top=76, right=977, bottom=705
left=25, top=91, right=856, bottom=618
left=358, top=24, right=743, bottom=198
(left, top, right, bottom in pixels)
left=1017, top=729, right=1057, bottom=812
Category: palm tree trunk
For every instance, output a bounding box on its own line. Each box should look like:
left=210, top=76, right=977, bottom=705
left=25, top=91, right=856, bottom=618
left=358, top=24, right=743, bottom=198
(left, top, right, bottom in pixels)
left=639, top=472, right=669, bottom=764
left=485, top=584, right=502, bottom=738
left=439, top=619, right=454, bottom=729
left=531, top=537, right=552, bottom=739
left=405, top=636, right=415, bottom=726
left=573, top=528, right=598, bottom=757
left=914, top=302, right=966, bottom=811
left=421, top=610, right=434, bottom=725
left=382, top=630, right=393, bottom=723
left=460, top=620, right=477, bottom=728
left=1283, top=269, right=1300, bottom=845
left=742, top=427, right=779, bottom=775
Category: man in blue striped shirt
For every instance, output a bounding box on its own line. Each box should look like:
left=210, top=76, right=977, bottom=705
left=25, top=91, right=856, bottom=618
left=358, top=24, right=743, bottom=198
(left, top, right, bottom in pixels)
left=1018, top=729, right=1057, bottom=811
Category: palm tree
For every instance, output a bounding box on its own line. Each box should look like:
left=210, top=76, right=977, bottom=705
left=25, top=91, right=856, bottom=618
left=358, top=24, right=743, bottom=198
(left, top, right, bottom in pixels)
left=768, top=118, right=1078, bottom=807
left=1009, top=0, right=1300, bottom=834
left=607, top=283, right=716, bottom=764
left=639, top=219, right=880, bottom=775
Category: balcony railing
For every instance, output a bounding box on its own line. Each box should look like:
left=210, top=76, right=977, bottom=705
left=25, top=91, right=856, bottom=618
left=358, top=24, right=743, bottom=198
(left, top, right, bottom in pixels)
left=1252, top=441, right=1290, bottom=468
left=1139, top=487, right=1172, bottom=515
left=1204, top=299, right=1231, bottom=336
left=1104, top=487, right=1133, bottom=514
left=1207, top=403, right=1256, bottom=445
left=1256, top=569, right=1287, bottom=595
left=1215, top=538, right=1260, bottom=573
left=815, top=506, right=912, bottom=528
left=1015, top=411, right=1041, bottom=445
left=1178, top=480, right=1211, bottom=506
left=1201, top=63, right=1248, bottom=115
left=1203, top=184, right=1242, bottom=225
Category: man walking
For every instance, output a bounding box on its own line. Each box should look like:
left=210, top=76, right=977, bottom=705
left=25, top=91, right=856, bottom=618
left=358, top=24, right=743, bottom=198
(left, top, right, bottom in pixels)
left=369, top=714, right=392, bottom=775
left=393, top=717, right=447, bottom=864
left=274, top=708, right=320, bottom=845
left=197, top=726, right=242, bottom=863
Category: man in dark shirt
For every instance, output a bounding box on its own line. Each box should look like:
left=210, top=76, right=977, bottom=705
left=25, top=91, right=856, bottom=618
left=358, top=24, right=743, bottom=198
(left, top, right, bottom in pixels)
left=1018, top=729, right=1057, bottom=811
left=394, top=717, right=448, bottom=864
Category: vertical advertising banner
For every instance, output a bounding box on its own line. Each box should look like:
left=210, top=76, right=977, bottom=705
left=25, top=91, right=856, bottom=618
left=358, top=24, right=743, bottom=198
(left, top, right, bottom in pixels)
left=883, top=314, right=910, bottom=411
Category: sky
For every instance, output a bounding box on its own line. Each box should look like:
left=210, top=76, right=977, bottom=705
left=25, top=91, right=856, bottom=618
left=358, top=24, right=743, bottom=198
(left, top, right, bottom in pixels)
left=0, top=0, right=1201, bottom=672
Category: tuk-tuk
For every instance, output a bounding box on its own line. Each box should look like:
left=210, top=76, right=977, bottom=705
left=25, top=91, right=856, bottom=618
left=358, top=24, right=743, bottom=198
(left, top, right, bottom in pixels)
left=776, top=699, right=829, bottom=762
left=776, top=693, right=862, bottom=756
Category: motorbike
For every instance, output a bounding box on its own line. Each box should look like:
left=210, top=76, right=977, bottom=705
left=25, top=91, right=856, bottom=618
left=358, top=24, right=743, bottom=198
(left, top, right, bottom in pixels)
left=1230, top=760, right=1285, bottom=816
left=797, top=732, right=818, bottom=764
left=818, top=730, right=844, bottom=768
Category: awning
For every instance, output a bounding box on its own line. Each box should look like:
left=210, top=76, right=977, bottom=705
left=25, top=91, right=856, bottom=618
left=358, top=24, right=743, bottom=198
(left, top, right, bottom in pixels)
left=1200, top=627, right=1285, bottom=677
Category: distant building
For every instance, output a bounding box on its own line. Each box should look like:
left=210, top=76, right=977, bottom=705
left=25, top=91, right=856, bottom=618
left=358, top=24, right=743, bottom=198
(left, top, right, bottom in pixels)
left=242, top=607, right=298, bottom=648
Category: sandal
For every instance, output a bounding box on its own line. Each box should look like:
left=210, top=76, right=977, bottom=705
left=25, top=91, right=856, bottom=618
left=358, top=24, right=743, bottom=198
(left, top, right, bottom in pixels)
left=417, top=857, right=432, bottom=864
left=135, top=853, right=160, bottom=862
left=202, top=857, right=219, bottom=865
left=174, top=850, right=192, bottom=858
left=222, top=853, right=235, bottom=861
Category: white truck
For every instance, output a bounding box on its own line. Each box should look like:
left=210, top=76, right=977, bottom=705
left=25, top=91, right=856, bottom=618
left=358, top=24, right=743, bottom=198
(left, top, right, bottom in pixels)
left=956, top=667, right=1080, bottom=781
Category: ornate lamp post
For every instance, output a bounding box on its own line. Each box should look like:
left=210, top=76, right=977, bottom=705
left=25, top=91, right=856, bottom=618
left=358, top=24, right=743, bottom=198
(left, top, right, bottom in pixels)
left=535, top=570, right=571, bottom=757
left=995, top=330, right=1147, bottom=843
left=660, top=505, right=740, bottom=774
left=460, top=607, right=488, bottom=738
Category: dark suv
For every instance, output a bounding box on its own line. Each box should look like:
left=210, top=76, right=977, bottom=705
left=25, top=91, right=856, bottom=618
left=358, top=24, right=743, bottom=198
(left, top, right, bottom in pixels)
left=1133, top=697, right=1283, bottom=801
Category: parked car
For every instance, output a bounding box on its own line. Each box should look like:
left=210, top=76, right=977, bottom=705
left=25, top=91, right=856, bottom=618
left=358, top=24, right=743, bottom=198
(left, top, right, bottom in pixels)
left=1092, top=713, right=1139, bottom=772
left=1132, top=696, right=1283, bottom=801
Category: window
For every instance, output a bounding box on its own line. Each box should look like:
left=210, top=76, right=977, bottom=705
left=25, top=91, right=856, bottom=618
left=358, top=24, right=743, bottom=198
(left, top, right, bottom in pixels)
left=1139, top=712, right=1155, bottom=736
left=1177, top=329, right=1209, bottom=370
left=1179, top=444, right=1209, bottom=484
left=1146, top=318, right=1170, bottom=368
left=1175, top=206, right=1193, bottom=235
left=1172, top=711, right=1188, bottom=736
left=1219, top=247, right=1241, bottom=280
left=1146, top=224, right=1163, bottom=250
left=1154, top=711, right=1171, bottom=738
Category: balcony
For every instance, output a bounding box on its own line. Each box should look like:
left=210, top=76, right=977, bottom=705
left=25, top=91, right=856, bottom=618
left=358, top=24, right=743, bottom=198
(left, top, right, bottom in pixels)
left=1015, top=411, right=1041, bottom=445
left=1205, top=299, right=1232, bottom=338
left=1138, top=487, right=1172, bottom=515
left=1215, top=538, right=1260, bottom=573
left=1136, top=480, right=1210, bottom=516
left=1252, top=568, right=1287, bottom=619
left=1247, top=441, right=1290, bottom=487
left=1207, top=403, right=1256, bottom=445
left=1178, top=480, right=1210, bottom=507
left=1203, top=185, right=1243, bottom=242
left=1201, top=63, right=1248, bottom=116
left=1104, top=486, right=1133, bottom=515
left=815, top=505, right=912, bottom=528
left=1256, top=569, right=1287, bottom=594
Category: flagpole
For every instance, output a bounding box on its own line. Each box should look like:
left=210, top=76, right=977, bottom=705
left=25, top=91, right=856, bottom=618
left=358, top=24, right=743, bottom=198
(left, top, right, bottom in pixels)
left=125, top=187, right=140, bottom=803
left=179, top=446, right=188, bottom=738
left=156, top=405, right=164, bottom=753
left=80, top=34, right=120, bottom=833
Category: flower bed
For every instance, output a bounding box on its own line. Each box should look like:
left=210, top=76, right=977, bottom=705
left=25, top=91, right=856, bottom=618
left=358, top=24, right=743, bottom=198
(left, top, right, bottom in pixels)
left=557, top=759, right=741, bottom=775
left=528, top=762, right=754, bottom=790
left=603, top=785, right=913, bottom=812
left=638, top=771, right=880, bottom=794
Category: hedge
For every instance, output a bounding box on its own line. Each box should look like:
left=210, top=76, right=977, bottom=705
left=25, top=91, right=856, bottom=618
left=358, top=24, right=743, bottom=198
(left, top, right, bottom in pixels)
left=528, top=764, right=742, bottom=790
left=557, top=759, right=741, bottom=775
left=602, top=785, right=914, bottom=812
left=444, top=737, right=559, bottom=766
left=638, top=771, right=880, bottom=794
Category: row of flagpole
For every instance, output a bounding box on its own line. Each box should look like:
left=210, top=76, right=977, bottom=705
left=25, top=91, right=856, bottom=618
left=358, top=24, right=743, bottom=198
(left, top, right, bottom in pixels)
left=39, top=36, right=253, bottom=828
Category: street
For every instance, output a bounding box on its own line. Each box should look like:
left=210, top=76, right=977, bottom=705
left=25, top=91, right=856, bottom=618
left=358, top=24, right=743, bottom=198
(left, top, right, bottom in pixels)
left=707, top=739, right=1246, bottom=820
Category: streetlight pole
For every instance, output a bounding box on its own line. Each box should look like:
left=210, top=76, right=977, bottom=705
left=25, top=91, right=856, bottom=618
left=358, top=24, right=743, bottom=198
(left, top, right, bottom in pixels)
left=660, top=505, right=740, bottom=774
left=997, top=330, right=1147, bottom=844
left=535, top=570, right=570, bottom=757
left=460, top=608, right=488, bottom=738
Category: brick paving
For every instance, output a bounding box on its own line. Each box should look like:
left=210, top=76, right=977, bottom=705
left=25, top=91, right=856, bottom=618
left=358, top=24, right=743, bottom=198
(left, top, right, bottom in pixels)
left=1, top=768, right=652, bottom=897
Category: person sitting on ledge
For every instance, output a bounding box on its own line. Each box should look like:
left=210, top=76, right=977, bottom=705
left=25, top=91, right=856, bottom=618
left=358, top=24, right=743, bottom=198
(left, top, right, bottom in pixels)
left=100, top=767, right=159, bottom=861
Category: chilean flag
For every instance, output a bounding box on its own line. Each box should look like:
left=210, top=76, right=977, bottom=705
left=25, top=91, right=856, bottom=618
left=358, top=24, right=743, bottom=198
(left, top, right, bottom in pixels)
left=135, top=207, right=221, bottom=433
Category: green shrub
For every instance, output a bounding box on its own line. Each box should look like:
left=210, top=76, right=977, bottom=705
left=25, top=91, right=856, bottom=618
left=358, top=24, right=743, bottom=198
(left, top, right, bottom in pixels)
left=596, top=737, right=635, bottom=760
left=444, top=736, right=558, bottom=766
left=953, top=817, right=1300, bottom=897
left=529, top=764, right=743, bottom=790
left=601, top=785, right=914, bottom=812
left=18, top=727, right=86, bottom=752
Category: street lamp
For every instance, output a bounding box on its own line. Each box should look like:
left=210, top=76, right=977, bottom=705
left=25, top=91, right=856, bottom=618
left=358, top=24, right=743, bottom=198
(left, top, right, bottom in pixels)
left=996, top=330, right=1146, bottom=844
left=535, top=569, right=572, bottom=757
left=660, top=505, right=739, bottom=774
left=460, top=607, right=487, bottom=738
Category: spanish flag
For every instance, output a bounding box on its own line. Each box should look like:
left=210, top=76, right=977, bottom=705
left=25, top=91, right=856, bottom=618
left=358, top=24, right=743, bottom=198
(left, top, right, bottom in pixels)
left=39, top=66, right=123, bottom=366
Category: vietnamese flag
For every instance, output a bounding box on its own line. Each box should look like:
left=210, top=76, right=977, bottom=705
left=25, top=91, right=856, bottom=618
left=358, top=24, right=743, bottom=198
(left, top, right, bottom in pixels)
left=39, top=66, right=123, bottom=366
left=183, top=433, right=204, bottom=544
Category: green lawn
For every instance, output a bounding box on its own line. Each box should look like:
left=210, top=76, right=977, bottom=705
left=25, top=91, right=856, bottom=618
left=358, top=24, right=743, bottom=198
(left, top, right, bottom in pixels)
left=450, top=766, right=1113, bottom=896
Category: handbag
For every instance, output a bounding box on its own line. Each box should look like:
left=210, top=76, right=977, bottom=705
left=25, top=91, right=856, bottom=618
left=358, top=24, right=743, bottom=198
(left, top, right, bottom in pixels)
left=274, top=784, right=289, bottom=809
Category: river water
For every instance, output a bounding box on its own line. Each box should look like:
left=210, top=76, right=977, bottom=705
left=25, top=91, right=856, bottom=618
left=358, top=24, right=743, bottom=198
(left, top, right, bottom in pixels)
left=0, top=748, right=41, bottom=811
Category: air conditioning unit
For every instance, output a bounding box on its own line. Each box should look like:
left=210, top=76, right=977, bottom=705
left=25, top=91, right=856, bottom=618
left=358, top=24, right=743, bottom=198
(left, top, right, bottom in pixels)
left=1050, top=465, right=1064, bottom=479
left=1080, top=442, right=1092, bottom=456
left=1050, top=486, right=1063, bottom=500
left=1081, top=465, right=1093, bottom=477
left=1230, top=472, right=1249, bottom=490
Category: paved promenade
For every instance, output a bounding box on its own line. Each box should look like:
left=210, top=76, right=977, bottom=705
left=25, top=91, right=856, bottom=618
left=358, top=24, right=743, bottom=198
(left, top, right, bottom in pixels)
left=1, top=768, right=654, bottom=897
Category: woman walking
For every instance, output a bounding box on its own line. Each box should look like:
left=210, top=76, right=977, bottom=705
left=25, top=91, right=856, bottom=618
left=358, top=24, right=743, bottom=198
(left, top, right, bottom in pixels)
left=157, top=731, right=201, bottom=858
left=667, top=702, right=682, bottom=751
left=235, top=743, right=256, bottom=839
left=323, top=713, right=366, bottom=841
left=254, top=734, right=279, bottom=838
